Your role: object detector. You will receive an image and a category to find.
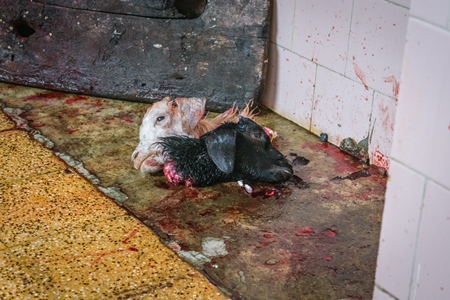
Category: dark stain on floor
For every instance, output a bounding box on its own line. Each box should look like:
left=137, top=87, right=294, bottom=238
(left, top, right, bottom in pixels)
left=0, top=83, right=386, bottom=300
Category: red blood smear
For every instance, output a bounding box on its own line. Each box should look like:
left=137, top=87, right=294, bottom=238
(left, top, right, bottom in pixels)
left=121, top=117, right=133, bottom=123
left=251, top=188, right=279, bottom=199
left=122, top=228, right=140, bottom=244
left=68, top=129, right=78, bottom=134
left=296, top=227, right=315, bottom=236
left=353, top=62, right=369, bottom=90
left=303, top=142, right=360, bottom=174
left=156, top=219, right=178, bottom=233
left=263, top=233, right=274, bottom=238
left=22, top=92, right=63, bottom=101
left=323, top=229, right=337, bottom=237
left=183, top=188, right=199, bottom=199
left=93, top=100, right=103, bottom=107
left=127, top=247, right=139, bottom=252
left=323, top=256, right=333, bottom=261
left=260, top=241, right=276, bottom=246
left=265, top=190, right=275, bottom=197
left=373, top=149, right=389, bottom=170
left=384, top=76, right=400, bottom=98
left=64, top=96, right=88, bottom=104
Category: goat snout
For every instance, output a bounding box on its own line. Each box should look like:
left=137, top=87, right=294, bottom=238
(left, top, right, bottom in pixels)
left=269, top=164, right=293, bottom=182
left=131, top=145, right=164, bottom=173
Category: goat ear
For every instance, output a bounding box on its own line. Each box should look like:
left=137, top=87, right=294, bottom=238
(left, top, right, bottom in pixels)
left=204, top=129, right=236, bottom=174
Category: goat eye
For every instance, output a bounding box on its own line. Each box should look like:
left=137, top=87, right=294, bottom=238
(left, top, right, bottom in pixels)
left=156, top=116, right=165, bottom=122
left=251, top=131, right=262, bottom=139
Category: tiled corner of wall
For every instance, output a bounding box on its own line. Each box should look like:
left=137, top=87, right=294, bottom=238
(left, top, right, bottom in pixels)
left=347, top=0, right=409, bottom=97
left=292, top=0, right=353, bottom=74
left=369, top=92, right=397, bottom=170
left=311, top=66, right=372, bottom=146
left=270, top=0, right=296, bottom=49
left=390, top=18, right=450, bottom=189
left=374, top=160, right=426, bottom=300
left=375, top=1, right=450, bottom=298
left=410, top=0, right=450, bottom=28
left=262, top=43, right=316, bottom=130
left=265, top=0, right=410, bottom=170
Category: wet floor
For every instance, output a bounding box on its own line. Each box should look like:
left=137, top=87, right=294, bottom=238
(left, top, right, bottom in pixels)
left=0, top=83, right=386, bottom=299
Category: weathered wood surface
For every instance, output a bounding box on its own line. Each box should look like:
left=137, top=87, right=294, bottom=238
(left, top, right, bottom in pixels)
left=42, top=0, right=208, bottom=19
left=0, top=0, right=270, bottom=111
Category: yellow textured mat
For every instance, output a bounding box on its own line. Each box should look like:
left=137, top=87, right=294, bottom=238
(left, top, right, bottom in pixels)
left=0, top=111, right=227, bottom=299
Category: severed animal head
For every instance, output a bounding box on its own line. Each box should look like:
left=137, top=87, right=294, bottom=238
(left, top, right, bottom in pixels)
left=159, top=116, right=293, bottom=187
left=132, top=96, right=254, bottom=174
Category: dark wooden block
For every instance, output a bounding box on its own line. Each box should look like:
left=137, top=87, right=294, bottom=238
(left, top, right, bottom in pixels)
left=0, top=0, right=271, bottom=111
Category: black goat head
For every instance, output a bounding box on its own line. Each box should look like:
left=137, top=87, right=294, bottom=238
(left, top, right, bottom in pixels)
left=159, top=116, right=293, bottom=187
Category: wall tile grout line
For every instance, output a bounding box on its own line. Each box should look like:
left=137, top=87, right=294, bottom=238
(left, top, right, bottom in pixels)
left=375, top=283, right=400, bottom=300
left=409, top=14, right=450, bottom=33
left=406, top=177, right=428, bottom=300
left=384, top=0, right=410, bottom=10
left=343, top=0, right=356, bottom=77
left=308, top=63, right=319, bottom=132
left=290, top=0, right=298, bottom=50
left=389, top=157, right=450, bottom=193
left=270, top=42, right=400, bottom=101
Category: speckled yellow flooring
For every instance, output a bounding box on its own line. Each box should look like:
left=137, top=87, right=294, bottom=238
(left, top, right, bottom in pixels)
left=0, top=110, right=228, bottom=299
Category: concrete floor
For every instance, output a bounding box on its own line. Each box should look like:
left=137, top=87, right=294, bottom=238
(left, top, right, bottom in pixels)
left=0, top=90, right=228, bottom=299
left=0, top=82, right=386, bottom=299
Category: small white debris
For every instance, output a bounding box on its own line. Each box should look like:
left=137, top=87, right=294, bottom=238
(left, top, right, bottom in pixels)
left=153, top=44, right=162, bottom=48
left=239, top=270, right=246, bottom=283
left=244, top=184, right=253, bottom=194
left=202, top=237, right=228, bottom=257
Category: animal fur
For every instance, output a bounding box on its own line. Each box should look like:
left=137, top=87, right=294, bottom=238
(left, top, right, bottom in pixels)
left=159, top=116, right=293, bottom=187
left=131, top=97, right=256, bottom=174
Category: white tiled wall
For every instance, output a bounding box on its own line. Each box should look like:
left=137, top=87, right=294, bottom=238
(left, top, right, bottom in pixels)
left=347, top=0, right=409, bottom=96
left=264, top=0, right=450, bottom=299
left=374, top=0, right=450, bottom=298
left=292, top=0, right=353, bottom=74
left=374, top=161, right=426, bottom=300
left=312, top=66, right=372, bottom=146
left=264, top=44, right=316, bottom=130
left=263, top=0, right=410, bottom=169
left=370, top=92, right=397, bottom=170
